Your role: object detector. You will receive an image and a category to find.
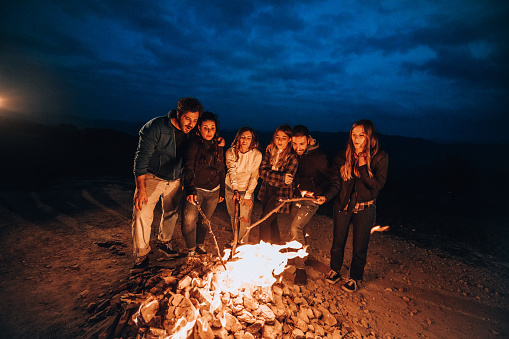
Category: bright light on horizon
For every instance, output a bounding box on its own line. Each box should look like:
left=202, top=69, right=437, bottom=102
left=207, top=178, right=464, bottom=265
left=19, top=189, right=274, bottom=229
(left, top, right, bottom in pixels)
left=0, top=94, right=15, bottom=112
left=0, top=90, right=37, bottom=115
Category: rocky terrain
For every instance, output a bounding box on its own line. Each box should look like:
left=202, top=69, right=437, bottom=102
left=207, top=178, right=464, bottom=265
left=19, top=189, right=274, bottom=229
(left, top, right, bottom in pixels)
left=0, top=177, right=508, bottom=338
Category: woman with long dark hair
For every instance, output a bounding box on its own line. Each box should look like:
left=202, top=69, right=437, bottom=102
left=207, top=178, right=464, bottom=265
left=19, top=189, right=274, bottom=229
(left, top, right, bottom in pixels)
left=317, top=119, right=388, bottom=292
left=257, top=124, right=298, bottom=244
left=225, top=127, right=262, bottom=244
left=181, top=111, right=225, bottom=255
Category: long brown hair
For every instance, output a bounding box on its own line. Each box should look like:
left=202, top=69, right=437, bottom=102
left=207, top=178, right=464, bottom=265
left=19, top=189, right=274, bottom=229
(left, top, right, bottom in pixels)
left=267, top=124, right=293, bottom=169
left=195, top=111, right=222, bottom=165
left=231, top=127, right=259, bottom=161
left=340, top=119, right=379, bottom=181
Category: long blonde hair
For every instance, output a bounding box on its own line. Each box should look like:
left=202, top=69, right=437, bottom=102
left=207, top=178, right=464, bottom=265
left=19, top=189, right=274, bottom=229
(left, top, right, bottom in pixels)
left=267, top=124, right=293, bottom=169
left=340, top=119, right=379, bottom=181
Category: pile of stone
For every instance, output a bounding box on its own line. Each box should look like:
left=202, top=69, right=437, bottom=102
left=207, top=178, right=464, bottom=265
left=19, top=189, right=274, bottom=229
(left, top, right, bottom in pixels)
left=82, top=254, right=375, bottom=339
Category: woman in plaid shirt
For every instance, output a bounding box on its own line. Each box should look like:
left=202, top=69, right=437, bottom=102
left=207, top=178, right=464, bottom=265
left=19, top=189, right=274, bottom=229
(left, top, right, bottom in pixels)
left=257, top=124, right=298, bottom=244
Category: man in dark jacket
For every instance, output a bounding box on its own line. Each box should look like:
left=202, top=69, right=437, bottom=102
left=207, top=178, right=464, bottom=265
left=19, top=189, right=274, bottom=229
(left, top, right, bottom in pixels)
left=289, top=125, right=330, bottom=285
left=132, top=97, right=203, bottom=269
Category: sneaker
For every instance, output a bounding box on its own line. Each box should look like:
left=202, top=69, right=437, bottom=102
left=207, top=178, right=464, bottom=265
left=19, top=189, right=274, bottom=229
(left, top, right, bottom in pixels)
left=294, top=268, right=307, bottom=286
left=325, top=270, right=341, bottom=284
left=196, top=245, right=207, bottom=255
left=132, top=256, right=149, bottom=270
left=158, top=242, right=179, bottom=258
left=342, top=279, right=360, bottom=293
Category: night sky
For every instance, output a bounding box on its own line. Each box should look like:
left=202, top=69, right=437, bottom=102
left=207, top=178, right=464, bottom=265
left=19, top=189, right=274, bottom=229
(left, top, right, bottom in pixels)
left=1, top=1, right=508, bottom=144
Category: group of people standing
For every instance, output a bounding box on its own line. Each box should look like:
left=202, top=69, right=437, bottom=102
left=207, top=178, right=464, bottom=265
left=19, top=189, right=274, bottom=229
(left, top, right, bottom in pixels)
left=131, top=97, right=388, bottom=293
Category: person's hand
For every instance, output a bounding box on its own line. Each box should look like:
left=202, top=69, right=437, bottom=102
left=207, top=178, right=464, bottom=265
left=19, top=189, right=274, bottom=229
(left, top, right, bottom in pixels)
left=217, top=137, right=226, bottom=147
left=303, top=191, right=314, bottom=198
left=233, top=190, right=240, bottom=202
left=242, top=198, right=254, bottom=210
left=218, top=196, right=224, bottom=203
left=284, top=173, right=293, bottom=185
left=186, top=195, right=197, bottom=205
left=134, top=188, right=148, bottom=211
left=315, top=196, right=327, bottom=205
left=358, top=152, right=367, bottom=166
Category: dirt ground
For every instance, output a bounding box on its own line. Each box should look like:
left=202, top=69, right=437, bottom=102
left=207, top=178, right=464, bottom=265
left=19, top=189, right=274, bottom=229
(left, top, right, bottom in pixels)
left=0, top=177, right=508, bottom=338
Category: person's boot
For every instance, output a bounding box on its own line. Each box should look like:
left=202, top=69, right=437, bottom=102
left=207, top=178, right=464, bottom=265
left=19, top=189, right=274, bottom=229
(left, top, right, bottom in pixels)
left=157, top=242, right=179, bottom=258
left=131, top=256, right=149, bottom=274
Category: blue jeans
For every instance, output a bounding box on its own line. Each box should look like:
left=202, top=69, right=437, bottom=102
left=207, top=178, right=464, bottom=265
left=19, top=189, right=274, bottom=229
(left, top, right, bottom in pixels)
left=290, top=200, right=319, bottom=268
left=181, top=188, right=219, bottom=249
left=330, top=202, right=376, bottom=281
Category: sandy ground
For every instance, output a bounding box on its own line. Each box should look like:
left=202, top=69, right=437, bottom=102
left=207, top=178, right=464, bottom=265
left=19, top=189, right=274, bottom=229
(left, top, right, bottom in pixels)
left=0, top=177, right=508, bottom=338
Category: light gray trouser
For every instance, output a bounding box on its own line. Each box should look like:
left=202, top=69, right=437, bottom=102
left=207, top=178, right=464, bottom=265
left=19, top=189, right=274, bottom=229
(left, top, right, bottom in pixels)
left=132, top=174, right=182, bottom=258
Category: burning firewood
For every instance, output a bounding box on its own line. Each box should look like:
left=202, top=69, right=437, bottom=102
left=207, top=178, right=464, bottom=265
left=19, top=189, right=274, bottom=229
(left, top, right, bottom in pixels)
left=82, top=239, right=363, bottom=338
left=81, top=196, right=379, bottom=339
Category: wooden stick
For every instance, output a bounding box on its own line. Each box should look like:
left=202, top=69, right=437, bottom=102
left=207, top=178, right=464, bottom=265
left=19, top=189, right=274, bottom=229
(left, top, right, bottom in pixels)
left=232, top=197, right=240, bottom=256
left=240, top=197, right=316, bottom=243
left=196, top=204, right=227, bottom=270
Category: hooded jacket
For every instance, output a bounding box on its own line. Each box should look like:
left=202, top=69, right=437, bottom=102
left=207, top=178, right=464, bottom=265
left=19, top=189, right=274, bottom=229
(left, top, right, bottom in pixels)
left=293, top=138, right=330, bottom=197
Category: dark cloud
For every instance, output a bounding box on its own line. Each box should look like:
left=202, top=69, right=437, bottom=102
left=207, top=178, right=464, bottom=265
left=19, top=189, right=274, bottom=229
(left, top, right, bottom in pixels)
left=0, top=0, right=508, bottom=143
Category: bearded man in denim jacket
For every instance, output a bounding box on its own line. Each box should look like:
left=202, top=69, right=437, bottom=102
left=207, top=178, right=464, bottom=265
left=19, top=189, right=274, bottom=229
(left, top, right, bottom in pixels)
left=131, top=97, right=203, bottom=269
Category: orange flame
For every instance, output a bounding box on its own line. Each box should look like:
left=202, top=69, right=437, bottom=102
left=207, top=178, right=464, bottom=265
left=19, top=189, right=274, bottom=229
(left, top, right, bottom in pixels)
left=370, top=225, right=390, bottom=234
left=134, top=241, right=308, bottom=336
left=167, top=300, right=199, bottom=339
left=212, top=241, right=307, bottom=295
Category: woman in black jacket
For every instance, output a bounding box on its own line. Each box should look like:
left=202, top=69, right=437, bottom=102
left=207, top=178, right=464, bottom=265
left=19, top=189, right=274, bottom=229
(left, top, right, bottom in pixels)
left=181, top=112, right=225, bottom=256
left=317, top=119, right=388, bottom=292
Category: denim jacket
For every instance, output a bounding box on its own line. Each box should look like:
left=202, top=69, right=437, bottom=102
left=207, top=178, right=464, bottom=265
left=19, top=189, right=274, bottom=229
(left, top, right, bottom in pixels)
left=133, top=110, right=184, bottom=181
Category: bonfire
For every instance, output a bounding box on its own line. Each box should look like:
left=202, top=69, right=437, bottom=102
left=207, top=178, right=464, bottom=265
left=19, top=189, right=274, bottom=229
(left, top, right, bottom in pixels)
left=82, top=197, right=389, bottom=339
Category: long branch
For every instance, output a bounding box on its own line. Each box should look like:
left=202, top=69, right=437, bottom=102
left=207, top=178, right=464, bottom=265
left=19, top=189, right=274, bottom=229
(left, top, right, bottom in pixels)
left=240, top=197, right=317, bottom=243
left=196, top=204, right=227, bottom=270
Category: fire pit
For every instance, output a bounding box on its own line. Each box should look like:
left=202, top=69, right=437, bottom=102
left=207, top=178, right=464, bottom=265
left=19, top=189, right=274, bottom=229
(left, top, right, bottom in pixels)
left=82, top=198, right=388, bottom=338
left=128, top=241, right=309, bottom=338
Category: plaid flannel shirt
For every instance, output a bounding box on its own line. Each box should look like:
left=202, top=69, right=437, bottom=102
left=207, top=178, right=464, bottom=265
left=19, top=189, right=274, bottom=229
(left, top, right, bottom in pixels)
left=257, top=150, right=298, bottom=214
left=343, top=199, right=375, bottom=213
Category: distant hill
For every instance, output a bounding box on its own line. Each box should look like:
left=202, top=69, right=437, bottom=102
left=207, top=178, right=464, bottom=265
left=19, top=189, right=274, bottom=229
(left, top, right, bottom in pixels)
left=0, top=115, right=137, bottom=185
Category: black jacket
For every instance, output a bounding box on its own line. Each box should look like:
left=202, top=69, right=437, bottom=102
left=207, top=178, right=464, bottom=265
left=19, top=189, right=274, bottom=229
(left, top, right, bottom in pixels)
left=182, top=138, right=225, bottom=198
left=293, top=139, right=330, bottom=197
left=323, top=150, right=388, bottom=210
